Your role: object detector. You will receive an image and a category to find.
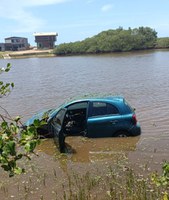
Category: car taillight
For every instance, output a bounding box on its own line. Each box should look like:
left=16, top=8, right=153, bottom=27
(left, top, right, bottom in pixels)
left=132, top=114, right=137, bottom=125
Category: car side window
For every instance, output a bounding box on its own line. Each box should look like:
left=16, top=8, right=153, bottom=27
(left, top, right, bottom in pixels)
left=107, top=103, right=119, bottom=115
left=90, top=102, right=119, bottom=117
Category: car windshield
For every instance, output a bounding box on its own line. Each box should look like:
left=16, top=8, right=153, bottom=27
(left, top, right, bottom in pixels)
left=48, top=108, right=58, bottom=116
left=45, top=109, right=53, bottom=115
left=48, top=102, right=66, bottom=117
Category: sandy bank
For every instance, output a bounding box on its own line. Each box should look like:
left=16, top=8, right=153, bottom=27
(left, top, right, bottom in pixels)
left=1, top=49, right=55, bottom=59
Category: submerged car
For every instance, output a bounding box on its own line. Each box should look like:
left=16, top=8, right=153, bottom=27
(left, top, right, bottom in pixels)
left=25, top=96, right=141, bottom=140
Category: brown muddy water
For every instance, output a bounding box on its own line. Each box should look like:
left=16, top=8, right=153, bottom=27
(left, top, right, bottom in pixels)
left=0, top=50, right=169, bottom=199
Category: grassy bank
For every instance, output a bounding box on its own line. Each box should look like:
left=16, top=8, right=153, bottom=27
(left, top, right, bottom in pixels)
left=0, top=157, right=168, bottom=200
left=0, top=138, right=168, bottom=200
left=57, top=164, right=169, bottom=200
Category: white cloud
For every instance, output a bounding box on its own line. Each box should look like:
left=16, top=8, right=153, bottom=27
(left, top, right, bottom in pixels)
left=101, top=4, right=113, bottom=12
left=0, top=0, right=69, bottom=33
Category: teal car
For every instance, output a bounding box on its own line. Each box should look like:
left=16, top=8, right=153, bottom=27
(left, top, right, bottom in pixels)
left=25, top=96, right=141, bottom=152
left=25, top=96, right=141, bottom=140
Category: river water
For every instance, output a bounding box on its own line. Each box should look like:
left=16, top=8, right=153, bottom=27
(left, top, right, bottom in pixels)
left=1, top=50, right=169, bottom=171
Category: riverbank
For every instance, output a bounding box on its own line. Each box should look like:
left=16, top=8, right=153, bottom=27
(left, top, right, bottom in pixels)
left=0, top=49, right=55, bottom=59
left=1, top=47, right=169, bottom=59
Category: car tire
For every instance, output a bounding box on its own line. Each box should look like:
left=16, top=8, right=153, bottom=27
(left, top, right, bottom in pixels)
left=114, top=131, right=129, bottom=137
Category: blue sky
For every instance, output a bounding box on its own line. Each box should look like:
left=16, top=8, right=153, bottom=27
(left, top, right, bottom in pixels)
left=0, top=0, right=169, bottom=46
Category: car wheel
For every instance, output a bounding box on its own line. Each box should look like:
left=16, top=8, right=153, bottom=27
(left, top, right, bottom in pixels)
left=114, top=131, right=129, bottom=137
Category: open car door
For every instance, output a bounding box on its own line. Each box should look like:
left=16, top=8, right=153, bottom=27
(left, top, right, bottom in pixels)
left=50, top=108, right=67, bottom=152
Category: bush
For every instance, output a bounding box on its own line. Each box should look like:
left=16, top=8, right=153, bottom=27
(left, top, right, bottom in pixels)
left=0, top=64, right=45, bottom=176
left=54, top=27, right=157, bottom=55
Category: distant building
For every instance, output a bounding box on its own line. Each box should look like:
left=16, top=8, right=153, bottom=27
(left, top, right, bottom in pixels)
left=4, top=36, right=29, bottom=51
left=0, top=43, right=5, bottom=51
left=33, top=32, right=58, bottom=49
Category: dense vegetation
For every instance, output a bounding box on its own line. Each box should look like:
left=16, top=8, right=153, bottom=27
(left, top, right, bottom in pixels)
left=54, top=27, right=158, bottom=55
left=156, top=37, right=169, bottom=48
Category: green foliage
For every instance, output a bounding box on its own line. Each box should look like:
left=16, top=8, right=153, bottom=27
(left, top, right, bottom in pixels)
left=0, top=64, right=45, bottom=176
left=54, top=27, right=157, bottom=55
left=151, top=161, right=169, bottom=200
left=0, top=63, right=14, bottom=98
left=152, top=161, right=169, bottom=187
left=156, top=37, right=169, bottom=48
left=0, top=118, right=44, bottom=177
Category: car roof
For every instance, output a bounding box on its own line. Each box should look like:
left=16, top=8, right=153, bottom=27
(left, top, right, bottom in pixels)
left=48, top=96, right=126, bottom=120
left=65, top=96, right=125, bottom=106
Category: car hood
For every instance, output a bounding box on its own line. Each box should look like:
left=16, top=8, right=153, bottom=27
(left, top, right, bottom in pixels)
left=24, top=109, right=52, bottom=126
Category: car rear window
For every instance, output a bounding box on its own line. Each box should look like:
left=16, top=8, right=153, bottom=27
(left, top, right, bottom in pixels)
left=123, top=100, right=134, bottom=114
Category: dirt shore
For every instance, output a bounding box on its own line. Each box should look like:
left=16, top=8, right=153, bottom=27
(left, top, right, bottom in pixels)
left=0, top=49, right=55, bottom=59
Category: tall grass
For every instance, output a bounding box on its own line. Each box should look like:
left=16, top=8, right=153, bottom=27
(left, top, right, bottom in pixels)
left=59, top=163, right=169, bottom=200
left=0, top=161, right=168, bottom=199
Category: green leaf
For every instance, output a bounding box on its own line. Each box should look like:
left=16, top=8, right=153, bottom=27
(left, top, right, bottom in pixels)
left=33, top=119, right=41, bottom=127
left=13, top=116, right=21, bottom=123
left=40, top=120, right=47, bottom=126
left=25, top=140, right=37, bottom=153
left=5, top=63, right=11, bottom=72
left=3, top=141, right=16, bottom=156
left=27, top=126, right=36, bottom=134
left=1, top=121, right=8, bottom=129
left=7, top=63, right=11, bottom=68
left=1, top=164, right=10, bottom=171
left=11, top=83, right=14, bottom=88
left=14, top=167, right=23, bottom=175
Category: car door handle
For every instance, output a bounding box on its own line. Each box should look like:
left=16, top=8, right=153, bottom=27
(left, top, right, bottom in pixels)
left=110, top=120, right=118, bottom=124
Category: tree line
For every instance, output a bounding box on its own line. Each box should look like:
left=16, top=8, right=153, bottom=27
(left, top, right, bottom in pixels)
left=54, top=27, right=160, bottom=55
